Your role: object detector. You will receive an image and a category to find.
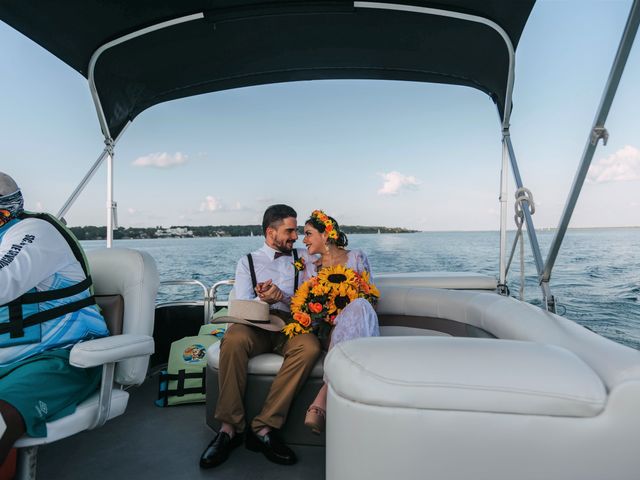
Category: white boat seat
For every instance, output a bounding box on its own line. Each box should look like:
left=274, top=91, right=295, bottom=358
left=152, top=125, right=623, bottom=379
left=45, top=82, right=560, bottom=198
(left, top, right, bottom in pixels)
left=326, top=337, right=606, bottom=418
left=325, top=284, right=640, bottom=480
left=206, top=341, right=325, bottom=378
left=14, top=390, right=128, bottom=448
left=14, top=248, right=159, bottom=478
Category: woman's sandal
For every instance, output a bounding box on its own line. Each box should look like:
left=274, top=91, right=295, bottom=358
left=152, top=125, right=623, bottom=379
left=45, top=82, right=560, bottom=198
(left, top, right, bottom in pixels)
left=304, top=405, right=326, bottom=435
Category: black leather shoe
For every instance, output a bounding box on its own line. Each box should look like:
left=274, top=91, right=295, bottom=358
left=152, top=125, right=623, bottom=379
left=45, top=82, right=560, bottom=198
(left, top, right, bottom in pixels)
left=199, top=430, right=244, bottom=468
left=245, top=429, right=297, bottom=465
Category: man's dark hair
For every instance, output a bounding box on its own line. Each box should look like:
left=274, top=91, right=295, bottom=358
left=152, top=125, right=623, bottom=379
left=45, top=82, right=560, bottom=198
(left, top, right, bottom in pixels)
left=262, top=204, right=297, bottom=235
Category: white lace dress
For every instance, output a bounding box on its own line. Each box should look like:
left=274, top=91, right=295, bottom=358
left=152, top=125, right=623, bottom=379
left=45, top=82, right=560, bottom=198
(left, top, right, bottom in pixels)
left=319, top=249, right=380, bottom=349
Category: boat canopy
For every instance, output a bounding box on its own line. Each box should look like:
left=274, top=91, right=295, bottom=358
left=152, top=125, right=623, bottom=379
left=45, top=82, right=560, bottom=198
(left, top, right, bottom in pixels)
left=0, top=0, right=534, bottom=140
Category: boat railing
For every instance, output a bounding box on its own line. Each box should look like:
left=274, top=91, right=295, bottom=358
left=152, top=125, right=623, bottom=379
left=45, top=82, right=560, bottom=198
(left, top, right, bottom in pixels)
left=157, top=279, right=234, bottom=323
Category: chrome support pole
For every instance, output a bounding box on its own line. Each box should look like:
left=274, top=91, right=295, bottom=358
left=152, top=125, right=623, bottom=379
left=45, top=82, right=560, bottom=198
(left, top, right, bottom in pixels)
left=498, top=137, right=509, bottom=292
left=91, top=362, right=115, bottom=429
left=106, top=138, right=115, bottom=248
left=542, top=0, right=640, bottom=285
left=57, top=148, right=109, bottom=221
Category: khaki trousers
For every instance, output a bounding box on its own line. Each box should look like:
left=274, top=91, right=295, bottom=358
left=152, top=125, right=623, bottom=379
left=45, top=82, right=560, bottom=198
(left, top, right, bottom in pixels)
left=214, top=323, right=321, bottom=433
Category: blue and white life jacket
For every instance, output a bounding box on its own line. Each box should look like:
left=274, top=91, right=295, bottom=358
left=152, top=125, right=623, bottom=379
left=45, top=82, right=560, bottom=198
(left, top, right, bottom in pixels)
left=0, top=212, right=109, bottom=365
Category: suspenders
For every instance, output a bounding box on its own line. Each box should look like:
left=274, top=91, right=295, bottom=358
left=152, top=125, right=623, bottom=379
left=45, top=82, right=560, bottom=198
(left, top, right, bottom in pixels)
left=246, top=249, right=300, bottom=296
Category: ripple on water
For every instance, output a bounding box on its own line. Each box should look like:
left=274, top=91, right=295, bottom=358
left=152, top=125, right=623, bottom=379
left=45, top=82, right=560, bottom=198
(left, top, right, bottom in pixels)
left=83, top=229, right=640, bottom=350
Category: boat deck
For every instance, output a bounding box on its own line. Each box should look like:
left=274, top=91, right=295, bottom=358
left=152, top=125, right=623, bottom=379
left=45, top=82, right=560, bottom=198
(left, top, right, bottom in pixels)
left=37, top=375, right=326, bottom=479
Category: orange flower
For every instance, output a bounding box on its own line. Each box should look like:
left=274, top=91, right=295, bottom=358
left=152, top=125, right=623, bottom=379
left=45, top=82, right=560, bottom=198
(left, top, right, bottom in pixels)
left=308, top=302, right=323, bottom=314
left=293, top=312, right=312, bottom=328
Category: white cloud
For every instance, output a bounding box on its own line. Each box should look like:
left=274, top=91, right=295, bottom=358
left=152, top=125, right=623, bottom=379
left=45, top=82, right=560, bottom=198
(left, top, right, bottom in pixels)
left=127, top=208, right=136, bottom=215
left=200, top=195, right=224, bottom=212
left=132, top=152, right=188, bottom=168
left=587, top=145, right=640, bottom=183
left=377, top=171, right=421, bottom=195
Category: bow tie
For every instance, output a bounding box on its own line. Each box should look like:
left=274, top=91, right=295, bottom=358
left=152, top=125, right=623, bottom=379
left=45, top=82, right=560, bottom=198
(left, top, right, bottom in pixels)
left=274, top=251, right=292, bottom=259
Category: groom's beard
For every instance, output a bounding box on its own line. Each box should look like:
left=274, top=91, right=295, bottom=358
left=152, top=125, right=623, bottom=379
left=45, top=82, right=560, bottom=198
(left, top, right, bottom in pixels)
left=273, top=236, right=295, bottom=253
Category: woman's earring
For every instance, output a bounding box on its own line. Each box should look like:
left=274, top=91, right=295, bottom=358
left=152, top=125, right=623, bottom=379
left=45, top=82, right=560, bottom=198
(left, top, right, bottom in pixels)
left=324, top=242, right=330, bottom=253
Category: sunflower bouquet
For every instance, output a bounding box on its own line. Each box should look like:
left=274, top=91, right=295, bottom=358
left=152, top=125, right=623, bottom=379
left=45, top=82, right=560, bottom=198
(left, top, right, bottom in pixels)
left=283, top=264, right=380, bottom=339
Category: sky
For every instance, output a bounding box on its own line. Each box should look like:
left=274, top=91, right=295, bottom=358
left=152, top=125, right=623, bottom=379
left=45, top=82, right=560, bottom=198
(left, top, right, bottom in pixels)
left=0, top=1, right=639, bottom=231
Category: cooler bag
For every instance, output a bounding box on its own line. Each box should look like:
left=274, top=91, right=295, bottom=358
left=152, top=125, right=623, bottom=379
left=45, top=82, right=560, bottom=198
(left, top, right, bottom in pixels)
left=156, top=318, right=227, bottom=406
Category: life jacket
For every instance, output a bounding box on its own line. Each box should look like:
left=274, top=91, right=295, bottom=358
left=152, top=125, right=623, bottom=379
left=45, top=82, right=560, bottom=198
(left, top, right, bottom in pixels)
left=0, top=212, right=96, bottom=347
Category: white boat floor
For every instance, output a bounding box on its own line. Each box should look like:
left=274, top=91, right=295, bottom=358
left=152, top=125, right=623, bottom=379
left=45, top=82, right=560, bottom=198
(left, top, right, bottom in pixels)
left=37, top=377, right=326, bottom=479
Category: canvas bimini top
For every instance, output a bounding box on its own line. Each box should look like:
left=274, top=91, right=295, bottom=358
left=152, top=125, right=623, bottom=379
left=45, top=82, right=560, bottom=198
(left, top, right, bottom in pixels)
left=0, top=0, right=535, bottom=140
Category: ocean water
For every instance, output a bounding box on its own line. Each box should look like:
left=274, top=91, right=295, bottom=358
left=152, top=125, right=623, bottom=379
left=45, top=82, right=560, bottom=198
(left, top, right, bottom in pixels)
left=82, top=228, right=640, bottom=350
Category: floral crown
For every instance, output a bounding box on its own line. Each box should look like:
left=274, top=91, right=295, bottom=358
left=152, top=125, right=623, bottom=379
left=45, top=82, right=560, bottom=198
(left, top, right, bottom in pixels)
left=311, top=209, right=339, bottom=240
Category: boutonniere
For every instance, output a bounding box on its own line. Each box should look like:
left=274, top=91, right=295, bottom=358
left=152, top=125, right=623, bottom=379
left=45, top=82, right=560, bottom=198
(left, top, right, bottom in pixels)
left=293, top=257, right=306, bottom=272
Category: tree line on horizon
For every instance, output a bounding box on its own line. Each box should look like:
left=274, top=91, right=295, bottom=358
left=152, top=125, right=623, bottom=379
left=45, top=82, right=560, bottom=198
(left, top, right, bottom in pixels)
left=69, top=224, right=418, bottom=240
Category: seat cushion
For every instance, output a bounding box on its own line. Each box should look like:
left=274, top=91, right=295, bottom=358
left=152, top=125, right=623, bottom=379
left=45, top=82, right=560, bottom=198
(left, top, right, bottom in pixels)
left=15, top=389, right=129, bottom=447
left=325, top=337, right=607, bottom=417
left=207, top=342, right=325, bottom=378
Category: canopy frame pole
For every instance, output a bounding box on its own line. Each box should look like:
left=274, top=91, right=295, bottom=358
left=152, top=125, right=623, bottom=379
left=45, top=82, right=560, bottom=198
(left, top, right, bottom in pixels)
left=355, top=1, right=516, bottom=128
left=56, top=125, right=128, bottom=223
left=84, top=13, right=205, bottom=245
left=502, top=130, right=554, bottom=309
left=87, top=12, right=204, bottom=140
left=356, top=1, right=518, bottom=292
left=542, top=0, right=640, bottom=286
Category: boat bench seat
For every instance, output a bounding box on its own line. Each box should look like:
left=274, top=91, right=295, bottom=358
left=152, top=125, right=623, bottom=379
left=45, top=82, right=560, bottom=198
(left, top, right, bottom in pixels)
left=324, top=284, right=640, bottom=480
left=204, top=274, right=496, bottom=445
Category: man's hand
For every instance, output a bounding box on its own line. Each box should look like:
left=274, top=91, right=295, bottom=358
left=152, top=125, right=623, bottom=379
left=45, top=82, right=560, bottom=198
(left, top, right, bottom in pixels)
left=255, top=279, right=284, bottom=305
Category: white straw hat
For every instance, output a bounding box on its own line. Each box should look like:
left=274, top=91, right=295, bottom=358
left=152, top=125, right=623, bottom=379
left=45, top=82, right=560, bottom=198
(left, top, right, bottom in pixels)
left=215, top=299, right=285, bottom=332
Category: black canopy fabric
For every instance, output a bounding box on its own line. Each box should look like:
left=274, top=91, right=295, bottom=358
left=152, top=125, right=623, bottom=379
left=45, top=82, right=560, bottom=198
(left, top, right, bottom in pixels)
left=1, top=1, right=535, bottom=139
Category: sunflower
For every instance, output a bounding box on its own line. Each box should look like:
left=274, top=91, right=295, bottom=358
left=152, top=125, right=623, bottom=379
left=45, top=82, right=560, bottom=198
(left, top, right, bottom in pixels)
left=290, top=281, right=311, bottom=313
left=286, top=263, right=380, bottom=338
left=317, top=264, right=357, bottom=287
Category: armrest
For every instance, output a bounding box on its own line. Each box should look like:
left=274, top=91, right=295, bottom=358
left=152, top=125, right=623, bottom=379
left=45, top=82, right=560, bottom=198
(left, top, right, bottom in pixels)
left=69, top=334, right=155, bottom=368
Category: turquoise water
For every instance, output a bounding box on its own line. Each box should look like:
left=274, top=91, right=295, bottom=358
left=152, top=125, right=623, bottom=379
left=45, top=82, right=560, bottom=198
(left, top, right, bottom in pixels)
left=82, top=228, right=640, bottom=350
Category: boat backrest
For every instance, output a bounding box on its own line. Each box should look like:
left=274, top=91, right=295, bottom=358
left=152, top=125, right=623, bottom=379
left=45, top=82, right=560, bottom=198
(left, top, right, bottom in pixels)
left=87, top=248, right=160, bottom=385
left=377, top=284, right=640, bottom=391
left=376, top=271, right=497, bottom=290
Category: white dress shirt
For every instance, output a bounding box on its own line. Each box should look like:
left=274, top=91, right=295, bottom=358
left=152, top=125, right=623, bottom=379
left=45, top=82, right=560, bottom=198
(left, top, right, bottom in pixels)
left=234, top=243, right=315, bottom=312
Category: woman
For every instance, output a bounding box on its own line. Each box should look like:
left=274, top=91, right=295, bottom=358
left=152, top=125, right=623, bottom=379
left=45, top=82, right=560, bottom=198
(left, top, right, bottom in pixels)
left=301, top=210, right=379, bottom=434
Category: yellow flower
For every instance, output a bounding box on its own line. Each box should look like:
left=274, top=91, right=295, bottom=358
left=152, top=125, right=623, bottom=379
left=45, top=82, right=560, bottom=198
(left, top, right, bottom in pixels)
left=311, top=283, right=330, bottom=296
left=290, top=281, right=311, bottom=313
left=317, top=264, right=356, bottom=287
left=311, top=209, right=339, bottom=240
left=282, top=322, right=311, bottom=338
left=290, top=264, right=380, bottom=333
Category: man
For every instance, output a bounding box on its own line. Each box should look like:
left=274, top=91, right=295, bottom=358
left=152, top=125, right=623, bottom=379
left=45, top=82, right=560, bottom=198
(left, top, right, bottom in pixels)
left=200, top=204, right=321, bottom=468
left=0, top=172, right=110, bottom=466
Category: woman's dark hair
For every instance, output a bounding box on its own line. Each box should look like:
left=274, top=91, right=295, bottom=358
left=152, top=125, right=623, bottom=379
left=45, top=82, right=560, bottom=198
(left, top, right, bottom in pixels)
left=306, top=214, right=348, bottom=248
left=262, top=204, right=297, bottom=235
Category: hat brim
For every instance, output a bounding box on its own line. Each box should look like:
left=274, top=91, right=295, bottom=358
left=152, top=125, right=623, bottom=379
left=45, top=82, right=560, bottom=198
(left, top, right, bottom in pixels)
left=215, top=313, right=285, bottom=332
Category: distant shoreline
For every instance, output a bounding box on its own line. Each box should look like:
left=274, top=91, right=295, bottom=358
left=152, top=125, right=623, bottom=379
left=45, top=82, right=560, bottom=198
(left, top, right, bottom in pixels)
left=69, top=224, right=640, bottom=241
left=69, top=224, right=418, bottom=241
